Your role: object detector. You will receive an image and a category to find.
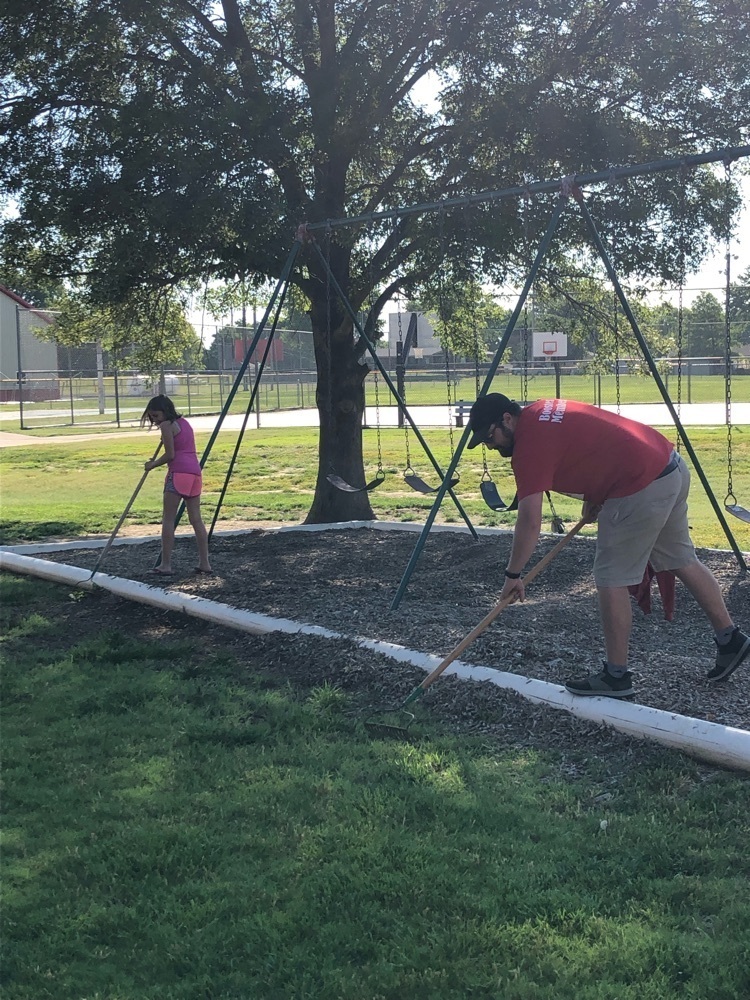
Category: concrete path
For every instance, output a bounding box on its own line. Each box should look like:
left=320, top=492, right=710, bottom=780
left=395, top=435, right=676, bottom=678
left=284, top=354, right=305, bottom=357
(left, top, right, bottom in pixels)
left=0, top=429, right=154, bottom=448
left=1, top=401, right=749, bottom=448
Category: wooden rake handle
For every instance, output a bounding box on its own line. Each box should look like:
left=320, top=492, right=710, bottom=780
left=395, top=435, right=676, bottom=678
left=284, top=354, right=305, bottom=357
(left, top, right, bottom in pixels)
left=89, top=441, right=163, bottom=579
left=416, top=517, right=588, bottom=694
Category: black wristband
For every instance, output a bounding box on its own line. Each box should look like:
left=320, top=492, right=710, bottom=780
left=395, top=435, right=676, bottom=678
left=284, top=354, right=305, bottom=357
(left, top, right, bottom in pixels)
left=504, top=569, right=522, bottom=579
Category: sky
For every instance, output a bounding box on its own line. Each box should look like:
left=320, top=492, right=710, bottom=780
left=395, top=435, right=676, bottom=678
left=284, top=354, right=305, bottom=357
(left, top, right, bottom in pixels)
left=188, top=159, right=749, bottom=343
left=407, top=73, right=750, bottom=305
left=687, top=173, right=749, bottom=297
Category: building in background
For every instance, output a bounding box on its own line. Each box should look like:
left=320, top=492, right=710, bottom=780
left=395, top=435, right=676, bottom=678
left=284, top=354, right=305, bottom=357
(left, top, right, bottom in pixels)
left=0, top=285, right=60, bottom=401
left=377, top=312, right=443, bottom=364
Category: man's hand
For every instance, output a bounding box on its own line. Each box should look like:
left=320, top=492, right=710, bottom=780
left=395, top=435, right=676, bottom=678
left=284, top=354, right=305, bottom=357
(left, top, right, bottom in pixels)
left=500, top=577, right=525, bottom=603
left=581, top=501, right=602, bottom=523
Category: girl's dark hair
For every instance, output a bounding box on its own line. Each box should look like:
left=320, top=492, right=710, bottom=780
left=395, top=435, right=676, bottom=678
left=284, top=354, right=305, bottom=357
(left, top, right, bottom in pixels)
left=140, top=394, right=181, bottom=427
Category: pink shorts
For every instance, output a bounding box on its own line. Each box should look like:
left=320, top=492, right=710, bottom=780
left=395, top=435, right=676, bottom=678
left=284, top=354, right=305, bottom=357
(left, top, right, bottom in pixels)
left=165, top=471, right=202, bottom=498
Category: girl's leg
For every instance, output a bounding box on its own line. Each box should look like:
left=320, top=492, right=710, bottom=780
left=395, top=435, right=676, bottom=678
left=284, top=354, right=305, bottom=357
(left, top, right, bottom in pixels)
left=185, top=495, right=212, bottom=571
left=159, top=491, right=181, bottom=572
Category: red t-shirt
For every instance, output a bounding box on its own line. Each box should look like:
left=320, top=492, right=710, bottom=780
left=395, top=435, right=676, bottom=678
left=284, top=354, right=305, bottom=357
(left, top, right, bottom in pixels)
left=511, top=400, right=673, bottom=505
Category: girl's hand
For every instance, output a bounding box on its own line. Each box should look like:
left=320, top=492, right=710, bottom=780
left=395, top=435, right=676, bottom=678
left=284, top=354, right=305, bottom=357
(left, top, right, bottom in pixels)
left=144, top=460, right=156, bottom=471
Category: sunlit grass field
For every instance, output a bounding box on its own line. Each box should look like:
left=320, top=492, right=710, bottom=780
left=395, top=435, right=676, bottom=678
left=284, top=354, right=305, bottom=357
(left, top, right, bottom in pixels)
left=0, top=424, right=748, bottom=552
left=2, top=574, right=750, bottom=1000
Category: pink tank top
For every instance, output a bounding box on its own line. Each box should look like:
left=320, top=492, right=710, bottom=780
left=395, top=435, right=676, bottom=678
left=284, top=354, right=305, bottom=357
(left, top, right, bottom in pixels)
left=169, top=417, right=201, bottom=475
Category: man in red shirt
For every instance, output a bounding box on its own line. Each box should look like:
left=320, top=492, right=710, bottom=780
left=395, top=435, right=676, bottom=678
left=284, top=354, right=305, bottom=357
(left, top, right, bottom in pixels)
left=467, top=393, right=749, bottom=698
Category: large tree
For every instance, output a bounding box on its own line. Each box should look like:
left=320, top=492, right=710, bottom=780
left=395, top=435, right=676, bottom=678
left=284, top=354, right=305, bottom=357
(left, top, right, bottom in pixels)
left=2, top=1, right=749, bottom=520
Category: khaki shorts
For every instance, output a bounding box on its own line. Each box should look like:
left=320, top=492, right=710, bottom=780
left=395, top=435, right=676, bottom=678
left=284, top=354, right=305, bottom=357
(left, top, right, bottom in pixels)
left=593, top=454, right=697, bottom=587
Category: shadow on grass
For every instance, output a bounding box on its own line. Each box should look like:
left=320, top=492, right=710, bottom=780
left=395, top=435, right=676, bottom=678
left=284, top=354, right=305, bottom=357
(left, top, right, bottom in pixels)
left=0, top=520, right=92, bottom=544
left=4, top=575, right=750, bottom=1000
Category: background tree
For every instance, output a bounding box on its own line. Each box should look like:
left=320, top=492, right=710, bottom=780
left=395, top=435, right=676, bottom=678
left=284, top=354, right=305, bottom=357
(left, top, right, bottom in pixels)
left=730, top=265, right=750, bottom=347
left=2, top=1, right=749, bottom=521
left=407, top=279, right=511, bottom=358
left=0, top=260, right=63, bottom=310
left=684, top=292, right=726, bottom=359
left=44, top=291, right=203, bottom=375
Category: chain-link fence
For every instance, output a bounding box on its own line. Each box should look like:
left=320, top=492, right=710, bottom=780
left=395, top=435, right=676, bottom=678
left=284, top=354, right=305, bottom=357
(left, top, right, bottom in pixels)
left=0, top=357, right=747, bottom=430
left=0, top=368, right=320, bottom=430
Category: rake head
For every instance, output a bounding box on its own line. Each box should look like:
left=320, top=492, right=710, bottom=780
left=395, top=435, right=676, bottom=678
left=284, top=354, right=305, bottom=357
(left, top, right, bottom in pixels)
left=364, top=709, right=416, bottom=739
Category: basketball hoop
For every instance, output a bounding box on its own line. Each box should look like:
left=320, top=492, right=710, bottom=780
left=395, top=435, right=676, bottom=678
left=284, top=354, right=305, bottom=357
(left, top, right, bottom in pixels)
left=533, top=331, right=568, bottom=359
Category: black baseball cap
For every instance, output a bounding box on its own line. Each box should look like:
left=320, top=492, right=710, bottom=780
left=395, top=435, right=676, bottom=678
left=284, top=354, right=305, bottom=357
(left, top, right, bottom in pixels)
left=466, top=393, right=520, bottom=449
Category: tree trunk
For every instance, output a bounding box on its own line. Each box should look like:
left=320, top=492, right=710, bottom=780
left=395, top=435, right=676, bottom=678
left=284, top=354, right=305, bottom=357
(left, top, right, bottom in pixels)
left=304, top=246, right=376, bottom=523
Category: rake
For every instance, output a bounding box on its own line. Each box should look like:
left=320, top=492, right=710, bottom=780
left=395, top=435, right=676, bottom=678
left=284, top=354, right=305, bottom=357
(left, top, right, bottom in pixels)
left=365, top=517, right=587, bottom=738
left=87, top=442, right=163, bottom=581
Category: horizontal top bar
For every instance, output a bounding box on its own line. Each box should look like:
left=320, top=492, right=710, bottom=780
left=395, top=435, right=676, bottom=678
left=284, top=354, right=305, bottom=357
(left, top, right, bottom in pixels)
left=303, top=144, right=750, bottom=233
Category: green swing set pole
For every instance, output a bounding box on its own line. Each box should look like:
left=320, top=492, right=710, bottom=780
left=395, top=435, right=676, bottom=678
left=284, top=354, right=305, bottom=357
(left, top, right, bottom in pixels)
left=307, top=235, right=479, bottom=539
left=168, top=240, right=302, bottom=540
left=390, top=196, right=568, bottom=610
left=208, top=267, right=294, bottom=540
left=196, top=240, right=302, bottom=470
left=573, top=186, right=748, bottom=573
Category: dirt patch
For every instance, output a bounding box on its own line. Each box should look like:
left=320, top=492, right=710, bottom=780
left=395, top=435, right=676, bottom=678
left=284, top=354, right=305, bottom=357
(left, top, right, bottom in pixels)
left=31, top=525, right=750, bottom=743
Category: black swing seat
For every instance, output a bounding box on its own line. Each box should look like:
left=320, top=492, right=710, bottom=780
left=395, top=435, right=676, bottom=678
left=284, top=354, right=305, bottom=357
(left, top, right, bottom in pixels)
left=327, top=471, right=385, bottom=494
left=480, top=479, right=518, bottom=512
left=725, top=498, right=750, bottom=524
left=403, top=471, right=459, bottom=495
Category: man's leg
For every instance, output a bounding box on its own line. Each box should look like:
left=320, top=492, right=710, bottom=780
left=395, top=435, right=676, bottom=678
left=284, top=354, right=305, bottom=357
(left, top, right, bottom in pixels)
left=674, top=560, right=749, bottom=681
left=565, top=479, right=676, bottom=699
left=597, top=585, right=633, bottom=665
left=564, top=584, right=635, bottom=698
left=673, top=561, right=732, bottom=631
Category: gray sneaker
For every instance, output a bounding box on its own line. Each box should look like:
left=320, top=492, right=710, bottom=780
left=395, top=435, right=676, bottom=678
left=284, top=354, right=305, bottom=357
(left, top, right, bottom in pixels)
left=708, top=628, right=750, bottom=682
left=565, top=667, right=634, bottom=698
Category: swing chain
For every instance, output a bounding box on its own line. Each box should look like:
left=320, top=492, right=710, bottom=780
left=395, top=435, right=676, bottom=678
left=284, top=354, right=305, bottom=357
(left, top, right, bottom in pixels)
left=545, top=491, right=565, bottom=534
left=463, top=206, right=490, bottom=476
left=365, top=236, right=385, bottom=479
left=436, top=203, right=457, bottom=456
left=613, top=292, right=621, bottom=412
left=324, top=223, right=335, bottom=468
left=522, top=304, right=529, bottom=403
left=465, top=208, right=483, bottom=399
left=674, top=162, right=693, bottom=453
left=521, top=184, right=531, bottom=404
left=724, top=159, right=735, bottom=503
left=396, top=295, right=412, bottom=470
left=605, top=170, right=622, bottom=414
left=373, top=370, right=384, bottom=475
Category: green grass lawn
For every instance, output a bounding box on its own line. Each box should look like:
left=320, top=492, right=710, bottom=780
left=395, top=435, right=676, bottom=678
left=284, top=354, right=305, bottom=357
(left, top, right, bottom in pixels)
left=2, top=574, right=750, bottom=1000
left=0, top=425, right=748, bottom=552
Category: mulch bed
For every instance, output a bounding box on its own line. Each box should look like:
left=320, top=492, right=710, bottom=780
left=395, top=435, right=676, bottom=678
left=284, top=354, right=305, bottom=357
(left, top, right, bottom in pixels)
left=27, top=524, right=750, bottom=771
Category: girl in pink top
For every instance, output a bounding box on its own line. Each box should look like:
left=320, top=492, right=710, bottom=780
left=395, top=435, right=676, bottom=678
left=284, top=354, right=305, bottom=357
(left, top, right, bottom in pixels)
left=141, top=394, right=213, bottom=576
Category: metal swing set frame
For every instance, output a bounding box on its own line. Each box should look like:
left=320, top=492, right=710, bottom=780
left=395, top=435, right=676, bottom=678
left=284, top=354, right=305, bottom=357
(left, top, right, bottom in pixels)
left=166, top=224, right=481, bottom=543
left=388, top=148, right=750, bottom=609
left=157, top=146, right=748, bottom=579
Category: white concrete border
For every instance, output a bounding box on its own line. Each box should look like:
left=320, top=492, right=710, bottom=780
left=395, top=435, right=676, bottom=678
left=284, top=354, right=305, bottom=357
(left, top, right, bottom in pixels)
left=3, top=517, right=746, bottom=560
left=0, top=518, right=513, bottom=555
left=1, top=543, right=749, bottom=773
